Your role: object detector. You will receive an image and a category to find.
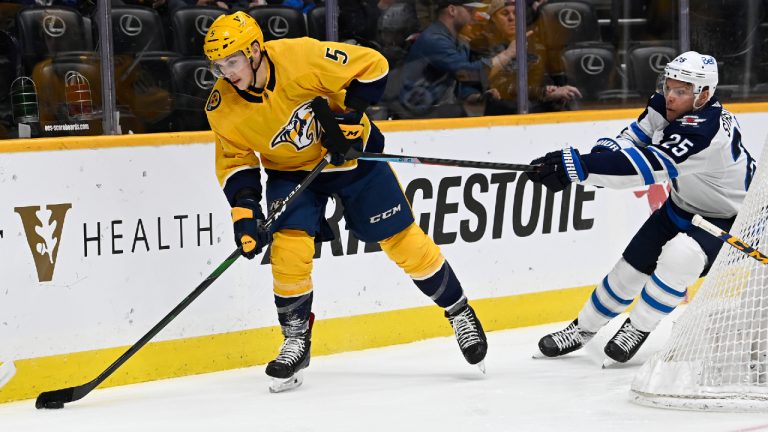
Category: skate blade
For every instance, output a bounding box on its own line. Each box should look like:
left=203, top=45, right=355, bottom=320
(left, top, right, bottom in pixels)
left=476, top=361, right=486, bottom=374
left=269, top=371, right=304, bottom=393
left=601, top=358, right=618, bottom=369
left=0, top=361, right=16, bottom=390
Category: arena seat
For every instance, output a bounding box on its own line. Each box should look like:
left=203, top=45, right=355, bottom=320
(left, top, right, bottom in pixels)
left=561, top=44, right=639, bottom=102
left=538, top=1, right=601, bottom=50
left=170, top=7, right=226, bottom=56
left=15, top=6, right=91, bottom=74
left=0, top=51, right=15, bottom=130
left=306, top=6, right=326, bottom=41
left=114, top=52, right=180, bottom=132
left=111, top=6, right=173, bottom=55
left=626, top=44, right=677, bottom=96
left=248, top=6, right=307, bottom=41
left=169, top=57, right=214, bottom=131
left=0, top=30, right=20, bottom=110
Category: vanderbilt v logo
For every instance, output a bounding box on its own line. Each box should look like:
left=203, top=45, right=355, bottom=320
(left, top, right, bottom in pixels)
left=15, top=204, right=72, bottom=282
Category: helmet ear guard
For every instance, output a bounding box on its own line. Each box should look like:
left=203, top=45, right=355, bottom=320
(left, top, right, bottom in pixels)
left=204, top=11, right=265, bottom=61
left=663, top=51, right=718, bottom=107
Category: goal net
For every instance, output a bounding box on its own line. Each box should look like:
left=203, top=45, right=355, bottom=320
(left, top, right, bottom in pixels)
left=631, top=142, right=768, bottom=412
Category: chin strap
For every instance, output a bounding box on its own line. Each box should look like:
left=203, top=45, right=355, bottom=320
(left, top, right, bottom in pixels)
left=250, top=57, right=262, bottom=87
left=693, top=87, right=713, bottom=110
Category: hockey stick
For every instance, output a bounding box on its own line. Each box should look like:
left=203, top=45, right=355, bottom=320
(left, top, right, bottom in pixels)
left=359, top=152, right=538, bottom=172
left=306, top=96, right=536, bottom=173
left=692, top=214, right=768, bottom=265
left=36, top=154, right=332, bottom=410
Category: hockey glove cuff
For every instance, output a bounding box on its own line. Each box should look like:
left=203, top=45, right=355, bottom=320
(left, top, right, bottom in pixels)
left=591, top=137, right=622, bottom=153
left=232, top=197, right=270, bottom=259
left=528, top=147, right=588, bottom=192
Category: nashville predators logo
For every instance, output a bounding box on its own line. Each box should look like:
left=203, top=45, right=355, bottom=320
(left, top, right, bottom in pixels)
left=206, top=90, right=221, bottom=111
left=270, top=101, right=321, bottom=151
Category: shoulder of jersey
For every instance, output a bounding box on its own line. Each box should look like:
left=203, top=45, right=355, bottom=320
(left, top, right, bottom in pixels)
left=647, top=92, right=666, bottom=113
left=265, top=37, right=313, bottom=56
left=205, top=80, right=236, bottom=113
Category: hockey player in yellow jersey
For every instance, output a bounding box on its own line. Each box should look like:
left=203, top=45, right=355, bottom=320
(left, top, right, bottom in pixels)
left=203, top=11, right=488, bottom=392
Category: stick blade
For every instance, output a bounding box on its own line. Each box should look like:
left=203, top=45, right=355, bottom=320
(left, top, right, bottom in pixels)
left=0, top=361, right=16, bottom=389
left=36, top=387, right=75, bottom=409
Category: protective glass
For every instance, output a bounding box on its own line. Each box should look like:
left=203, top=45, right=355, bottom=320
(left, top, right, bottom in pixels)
left=210, top=52, right=249, bottom=79
left=662, top=79, right=694, bottom=98
left=655, top=72, right=665, bottom=94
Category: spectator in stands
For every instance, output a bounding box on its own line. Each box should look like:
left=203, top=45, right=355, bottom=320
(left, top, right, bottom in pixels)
left=282, top=0, right=316, bottom=14
left=17, top=0, right=98, bottom=16
left=398, top=0, right=515, bottom=118
left=467, top=0, right=580, bottom=115
left=171, top=0, right=254, bottom=11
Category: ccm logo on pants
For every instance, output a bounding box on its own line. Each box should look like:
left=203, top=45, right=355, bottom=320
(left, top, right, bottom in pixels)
left=370, top=204, right=402, bottom=223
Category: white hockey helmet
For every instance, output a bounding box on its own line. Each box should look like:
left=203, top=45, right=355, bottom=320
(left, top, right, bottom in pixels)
left=664, top=51, right=718, bottom=101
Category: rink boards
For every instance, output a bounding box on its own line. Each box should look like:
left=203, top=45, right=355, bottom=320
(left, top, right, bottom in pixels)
left=1, top=104, right=767, bottom=403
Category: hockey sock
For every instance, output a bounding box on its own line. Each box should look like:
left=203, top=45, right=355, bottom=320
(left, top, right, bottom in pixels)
left=579, top=258, right=649, bottom=332
left=412, top=261, right=465, bottom=309
left=630, top=235, right=706, bottom=332
left=275, top=292, right=313, bottom=336
left=630, top=276, right=687, bottom=332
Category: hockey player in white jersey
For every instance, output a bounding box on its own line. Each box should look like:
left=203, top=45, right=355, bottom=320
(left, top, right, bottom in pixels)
left=527, top=51, right=757, bottom=364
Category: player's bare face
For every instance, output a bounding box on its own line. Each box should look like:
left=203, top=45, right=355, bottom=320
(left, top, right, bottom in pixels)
left=212, top=52, right=253, bottom=90
left=663, top=78, right=695, bottom=122
left=492, top=5, right=516, bottom=38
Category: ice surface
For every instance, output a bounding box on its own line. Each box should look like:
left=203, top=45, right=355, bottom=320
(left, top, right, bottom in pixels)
left=1, top=317, right=766, bottom=432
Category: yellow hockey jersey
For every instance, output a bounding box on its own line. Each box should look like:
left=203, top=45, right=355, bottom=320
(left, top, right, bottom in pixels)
left=205, top=37, right=389, bottom=189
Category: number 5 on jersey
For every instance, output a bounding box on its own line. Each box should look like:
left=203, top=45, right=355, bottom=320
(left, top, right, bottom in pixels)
left=324, top=47, right=348, bottom=64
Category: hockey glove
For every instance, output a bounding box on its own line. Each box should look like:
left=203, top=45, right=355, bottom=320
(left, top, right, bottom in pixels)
left=528, top=147, right=589, bottom=193
left=232, top=197, right=270, bottom=259
left=320, top=111, right=364, bottom=166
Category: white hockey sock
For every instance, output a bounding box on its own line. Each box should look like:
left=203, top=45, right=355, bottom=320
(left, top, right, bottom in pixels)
left=630, top=235, right=706, bottom=332
left=578, top=258, right=649, bottom=332
left=630, top=274, right=687, bottom=332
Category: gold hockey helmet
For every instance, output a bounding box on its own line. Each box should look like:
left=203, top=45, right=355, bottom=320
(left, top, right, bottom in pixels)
left=203, top=11, right=264, bottom=61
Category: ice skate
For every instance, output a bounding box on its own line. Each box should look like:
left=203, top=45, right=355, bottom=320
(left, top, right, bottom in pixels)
left=535, top=319, right=595, bottom=358
left=266, top=330, right=311, bottom=393
left=603, top=318, right=649, bottom=365
left=446, top=300, right=488, bottom=372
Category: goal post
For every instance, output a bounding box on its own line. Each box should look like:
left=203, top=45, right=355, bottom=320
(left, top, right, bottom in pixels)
left=631, top=141, right=768, bottom=412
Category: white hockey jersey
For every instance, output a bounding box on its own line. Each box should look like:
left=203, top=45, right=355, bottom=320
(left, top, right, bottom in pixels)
left=580, top=94, right=757, bottom=218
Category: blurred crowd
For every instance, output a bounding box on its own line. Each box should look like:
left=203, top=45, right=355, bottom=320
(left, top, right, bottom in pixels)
left=0, top=0, right=767, bottom=138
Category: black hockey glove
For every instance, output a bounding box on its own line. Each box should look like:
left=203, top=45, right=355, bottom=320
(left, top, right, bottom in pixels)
left=231, top=196, right=270, bottom=259
left=527, top=147, right=588, bottom=193
left=322, top=110, right=364, bottom=166
left=311, top=97, right=364, bottom=166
